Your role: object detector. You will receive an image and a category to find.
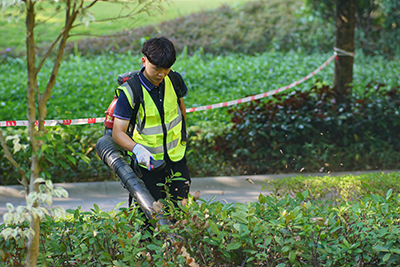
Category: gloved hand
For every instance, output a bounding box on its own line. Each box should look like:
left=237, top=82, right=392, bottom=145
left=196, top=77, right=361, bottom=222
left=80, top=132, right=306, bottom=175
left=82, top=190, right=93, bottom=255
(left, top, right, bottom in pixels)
left=132, top=144, right=154, bottom=170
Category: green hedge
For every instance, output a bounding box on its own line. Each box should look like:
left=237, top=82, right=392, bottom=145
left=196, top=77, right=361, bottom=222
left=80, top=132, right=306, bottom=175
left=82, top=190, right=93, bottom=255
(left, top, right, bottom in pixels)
left=189, top=81, right=400, bottom=176
left=1, top=51, right=400, bottom=184
left=2, top=172, right=400, bottom=266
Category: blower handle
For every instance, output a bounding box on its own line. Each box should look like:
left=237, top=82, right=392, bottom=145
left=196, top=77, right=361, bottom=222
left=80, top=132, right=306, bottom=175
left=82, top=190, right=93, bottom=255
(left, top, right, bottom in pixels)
left=133, top=157, right=166, bottom=178
left=150, top=158, right=167, bottom=172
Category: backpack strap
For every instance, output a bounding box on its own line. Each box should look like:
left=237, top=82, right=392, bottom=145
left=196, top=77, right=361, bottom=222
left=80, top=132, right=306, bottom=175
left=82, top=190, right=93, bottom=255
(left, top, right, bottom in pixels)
left=167, top=71, right=187, bottom=144
left=126, top=74, right=145, bottom=137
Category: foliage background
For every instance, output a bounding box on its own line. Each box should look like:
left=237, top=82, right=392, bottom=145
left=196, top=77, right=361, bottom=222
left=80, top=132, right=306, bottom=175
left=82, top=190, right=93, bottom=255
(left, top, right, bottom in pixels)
left=0, top=0, right=399, bottom=184
left=3, top=173, right=400, bottom=266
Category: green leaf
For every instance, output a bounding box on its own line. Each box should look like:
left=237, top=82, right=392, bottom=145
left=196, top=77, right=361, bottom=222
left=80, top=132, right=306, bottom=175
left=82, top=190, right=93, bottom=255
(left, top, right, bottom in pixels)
left=171, top=177, right=187, bottom=181
left=67, top=144, right=75, bottom=152
left=208, top=220, right=220, bottom=235
left=226, top=242, right=242, bottom=251
left=114, top=201, right=126, bottom=210
left=232, top=212, right=248, bottom=224
left=373, top=245, right=389, bottom=252
left=80, top=244, right=88, bottom=253
left=361, top=181, right=372, bottom=192
left=79, top=153, right=90, bottom=164
left=203, top=237, right=219, bottom=246
left=390, top=248, right=400, bottom=255
left=102, top=251, right=112, bottom=260
left=265, top=236, right=273, bottom=246
left=40, top=144, right=50, bottom=152
left=386, top=188, right=393, bottom=200
left=281, top=245, right=291, bottom=253
left=246, top=257, right=255, bottom=263
left=274, top=236, right=283, bottom=246
left=92, top=204, right=100, bottom=213
left=258, top=194, right=266, bottom=204
left=147, top=244, right=161, bottom=251
left=342, top=238, right=350, bottom=249
left=289, top=250, right=296, bottom=262
left=383, top=253, right=391, bottom=262
left=296, top=192, right=304, bottom=201
left=66, top=155, right=76, bottom=165
left=74, top=208, right=80, bottom=219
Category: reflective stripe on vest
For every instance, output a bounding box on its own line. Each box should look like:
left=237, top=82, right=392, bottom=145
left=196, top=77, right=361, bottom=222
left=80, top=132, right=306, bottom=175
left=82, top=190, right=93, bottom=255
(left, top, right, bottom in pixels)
left=117, top=82, right=135, bottom=108
left=116, top=75, right=186, bottom=162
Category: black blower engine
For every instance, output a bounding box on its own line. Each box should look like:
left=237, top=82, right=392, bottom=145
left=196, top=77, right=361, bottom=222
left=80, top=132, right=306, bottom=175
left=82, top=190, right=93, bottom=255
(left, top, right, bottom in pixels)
left=96, top=131, right=171, bottom=227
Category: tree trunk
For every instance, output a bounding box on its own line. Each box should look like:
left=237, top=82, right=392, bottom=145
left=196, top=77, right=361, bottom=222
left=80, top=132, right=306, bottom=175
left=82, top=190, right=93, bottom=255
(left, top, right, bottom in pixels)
left=333, top=0, right=356, bottom=102
left=25, top=1, right=41, bottom=266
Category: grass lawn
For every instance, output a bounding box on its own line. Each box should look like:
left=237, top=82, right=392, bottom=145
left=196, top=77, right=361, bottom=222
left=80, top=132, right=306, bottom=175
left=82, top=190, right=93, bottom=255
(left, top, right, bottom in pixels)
left=0, top=0, right=252, bottom=52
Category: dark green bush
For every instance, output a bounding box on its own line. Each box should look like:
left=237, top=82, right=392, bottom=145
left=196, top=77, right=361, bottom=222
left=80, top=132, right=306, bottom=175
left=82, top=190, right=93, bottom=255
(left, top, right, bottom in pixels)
left=0, top=125, right=112, bottom=186
left=189, top=82, right=400, bottom=176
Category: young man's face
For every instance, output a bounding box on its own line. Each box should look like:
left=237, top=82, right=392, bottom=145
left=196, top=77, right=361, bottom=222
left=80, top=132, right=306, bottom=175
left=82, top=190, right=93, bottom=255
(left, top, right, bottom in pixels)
left=142, top=57, right=171, bottom=86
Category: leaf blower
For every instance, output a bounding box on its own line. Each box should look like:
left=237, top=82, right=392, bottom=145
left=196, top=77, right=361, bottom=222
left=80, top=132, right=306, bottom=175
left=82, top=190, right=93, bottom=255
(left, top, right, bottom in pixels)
left=96, top=132, right=171, bottom=227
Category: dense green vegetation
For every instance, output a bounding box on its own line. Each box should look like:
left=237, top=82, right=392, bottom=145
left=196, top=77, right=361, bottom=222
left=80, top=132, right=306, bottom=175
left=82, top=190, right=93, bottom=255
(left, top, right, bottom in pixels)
left=2, top=172, right=400, bottom=266
left=1, top=0, right=400, bottom=265
left=1, top=0, right=400, bottom=184
left=1, top=50, right=399, bottom=184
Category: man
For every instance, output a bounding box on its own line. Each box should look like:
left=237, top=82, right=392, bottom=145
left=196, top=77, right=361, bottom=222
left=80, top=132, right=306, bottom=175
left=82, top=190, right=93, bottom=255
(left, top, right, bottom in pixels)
left=112, top=37, right=190, bottom=205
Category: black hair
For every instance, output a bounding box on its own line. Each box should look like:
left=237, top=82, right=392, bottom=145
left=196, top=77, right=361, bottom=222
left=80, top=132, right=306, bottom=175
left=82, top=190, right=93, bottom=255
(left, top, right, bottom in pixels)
left=141, top=37, right=176, bottom=69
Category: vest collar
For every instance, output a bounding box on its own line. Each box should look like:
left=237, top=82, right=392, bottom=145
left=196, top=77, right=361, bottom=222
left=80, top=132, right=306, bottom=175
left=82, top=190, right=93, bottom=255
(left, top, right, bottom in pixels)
left=139, top=67, right=165, bottom=92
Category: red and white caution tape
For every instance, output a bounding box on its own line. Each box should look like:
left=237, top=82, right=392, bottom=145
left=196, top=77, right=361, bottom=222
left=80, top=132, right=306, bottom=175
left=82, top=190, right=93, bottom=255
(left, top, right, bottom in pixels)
left=186, top=55, right=335, bottom=112
left=0, top=118, right=104, bottom=127
left=0, top=54, right=335, bottom=127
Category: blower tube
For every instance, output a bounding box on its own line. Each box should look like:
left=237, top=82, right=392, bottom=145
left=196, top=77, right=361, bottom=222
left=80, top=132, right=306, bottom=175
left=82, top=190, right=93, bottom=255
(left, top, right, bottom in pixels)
left=96, top=132, right=171, bottom=227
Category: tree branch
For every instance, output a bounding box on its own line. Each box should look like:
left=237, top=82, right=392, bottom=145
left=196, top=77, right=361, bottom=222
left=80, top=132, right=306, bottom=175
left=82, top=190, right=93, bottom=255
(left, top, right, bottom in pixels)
left=0, top=129, right=29, bottom=189
left=68, top=31, right=135, bottom=38
left=84, top=0, right=99, bottom=10
left=35, top=31, right=64, bottom=75
left=72, top=0, right=163, bottom=29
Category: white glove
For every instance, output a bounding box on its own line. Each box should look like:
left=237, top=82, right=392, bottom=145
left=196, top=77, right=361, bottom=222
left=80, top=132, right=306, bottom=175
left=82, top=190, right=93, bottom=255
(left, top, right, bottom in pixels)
left=132, top=144, right=153, bottom=170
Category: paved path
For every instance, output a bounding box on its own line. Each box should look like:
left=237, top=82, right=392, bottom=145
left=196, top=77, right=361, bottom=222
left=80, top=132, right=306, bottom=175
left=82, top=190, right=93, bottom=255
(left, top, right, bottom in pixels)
left=1, top=170, right=398, bottom=224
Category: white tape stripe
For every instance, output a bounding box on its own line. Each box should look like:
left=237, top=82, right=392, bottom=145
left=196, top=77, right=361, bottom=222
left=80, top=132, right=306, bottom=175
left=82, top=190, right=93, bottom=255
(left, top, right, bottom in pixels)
left=0, top=55, right=335, bottom=127
left=0, top=118, right=105, bottom=127
left=187, top=55, right=335, bottom=113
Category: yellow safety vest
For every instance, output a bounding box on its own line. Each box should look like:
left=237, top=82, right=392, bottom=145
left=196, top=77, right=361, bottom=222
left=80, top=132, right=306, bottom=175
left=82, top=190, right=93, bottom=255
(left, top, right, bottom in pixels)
left=116, top=75, right=186, bottom=162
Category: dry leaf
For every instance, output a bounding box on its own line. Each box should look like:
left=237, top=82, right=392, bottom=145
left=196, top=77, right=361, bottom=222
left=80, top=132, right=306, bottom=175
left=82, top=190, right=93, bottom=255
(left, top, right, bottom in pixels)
left=180, top=198, right=188, bottom=207
left=246, top=178, right=254, bottom=184
left=180, top=247, right=199, bottom=267
left=146, top=252, right=151, bottom=261
left=192, top=190, right=201, bottom=201
left=152, top=200, right=164, bottom=212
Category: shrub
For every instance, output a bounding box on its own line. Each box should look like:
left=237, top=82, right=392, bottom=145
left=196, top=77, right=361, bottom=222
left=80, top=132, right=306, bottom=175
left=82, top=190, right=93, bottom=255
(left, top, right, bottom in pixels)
left=201, top=81, right=400, bottom=176
left=2, top=182, right=400, bottom=266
